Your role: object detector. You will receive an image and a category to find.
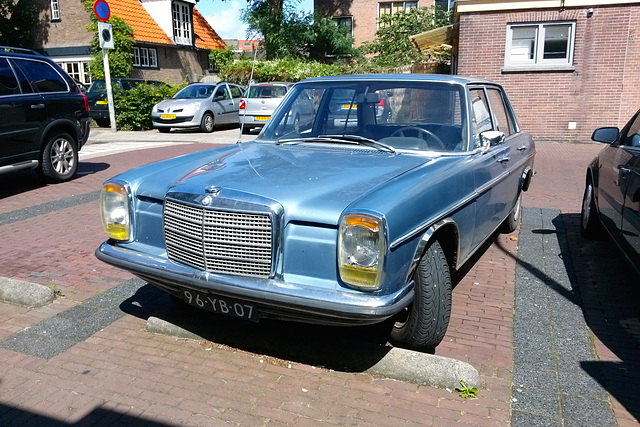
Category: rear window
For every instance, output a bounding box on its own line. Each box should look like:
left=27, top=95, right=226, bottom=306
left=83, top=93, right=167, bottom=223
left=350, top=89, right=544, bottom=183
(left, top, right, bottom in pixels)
left=14, top=58, right=68, bottom=93
left=246, top=85, right=289, bottom=98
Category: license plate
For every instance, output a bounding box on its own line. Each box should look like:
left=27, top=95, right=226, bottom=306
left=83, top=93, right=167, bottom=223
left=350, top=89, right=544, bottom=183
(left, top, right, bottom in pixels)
left=341, top=104, right=356, bottom=110
left=255, top=116, right=270, bottom=121
left=96, top=100, right=108, bottom=105
left=182, top=290, right=258, bottom=322
left=161, top=114, right=176, bottom=120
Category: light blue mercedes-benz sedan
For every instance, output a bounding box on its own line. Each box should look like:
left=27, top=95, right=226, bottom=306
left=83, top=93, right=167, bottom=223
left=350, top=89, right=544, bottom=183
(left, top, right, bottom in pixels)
left=96, top=74, right=535, bottom=350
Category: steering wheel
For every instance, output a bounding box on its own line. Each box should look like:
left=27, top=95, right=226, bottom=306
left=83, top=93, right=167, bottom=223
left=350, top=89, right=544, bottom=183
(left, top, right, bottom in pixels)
left=390, top=127, right=445, bottom=150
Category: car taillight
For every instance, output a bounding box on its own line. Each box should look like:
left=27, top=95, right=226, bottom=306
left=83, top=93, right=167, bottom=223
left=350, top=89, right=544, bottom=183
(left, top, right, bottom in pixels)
left=378, top=98, right=384, bottom=108
left=82, top=93, right=89, bottom=113
left=239, top=99, right=245, bottom=110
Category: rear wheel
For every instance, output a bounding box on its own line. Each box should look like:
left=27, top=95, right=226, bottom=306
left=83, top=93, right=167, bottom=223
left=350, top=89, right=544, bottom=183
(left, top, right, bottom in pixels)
left=390, top=240, right=452, bottom=351
left=39, top=132, right=78, bottom=183
left=95, top=119, right=110, bottom=128
left=200, top=112, right=214, bottom=133
left=581, top=178, right=603, bottom=238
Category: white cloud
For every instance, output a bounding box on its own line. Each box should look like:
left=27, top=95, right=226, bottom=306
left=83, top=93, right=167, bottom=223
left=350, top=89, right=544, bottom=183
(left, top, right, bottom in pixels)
left=203, top=1, right=249, bottom=40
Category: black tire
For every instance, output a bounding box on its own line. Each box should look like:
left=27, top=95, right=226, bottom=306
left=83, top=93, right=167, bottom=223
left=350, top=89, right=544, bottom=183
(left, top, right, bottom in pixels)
left=293, top=115, right=300, bottom=133
left=200, top=112, right=215, bottom=133
left=241, top=126, right=252, bottom=134
left=390, top=240, right=452, bottom=351
left=158, top=128, right=171, bottom=133
left=581, top=178, right=603, bottom=238
left=500, top=192, right=522, bottom=233
left=95, top=119, right=110, bottom=128
left=38, top=132, right=78, bottom=183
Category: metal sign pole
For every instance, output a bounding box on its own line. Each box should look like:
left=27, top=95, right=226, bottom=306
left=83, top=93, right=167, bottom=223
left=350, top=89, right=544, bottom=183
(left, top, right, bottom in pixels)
left=102, top=48, right=116, bottom=133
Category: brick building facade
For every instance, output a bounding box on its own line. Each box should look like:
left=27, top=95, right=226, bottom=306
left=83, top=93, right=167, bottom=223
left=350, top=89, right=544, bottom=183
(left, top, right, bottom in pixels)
left=455, top=0, right=640, bottom=143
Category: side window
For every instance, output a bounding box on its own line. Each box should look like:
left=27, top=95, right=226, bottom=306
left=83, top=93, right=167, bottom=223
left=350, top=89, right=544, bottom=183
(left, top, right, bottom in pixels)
left=214, top=85, right=230, bottom=100
left=229, top=85, right=243, bottom=99
left=469, top=88, right=493, bottom=147
left=622, top=113, right=640, bottom=148
left=487, top=88, right=514, bottom=136
left=15, top=59, right=67, bottom=93
left=0, top=58, right=20, bottom=96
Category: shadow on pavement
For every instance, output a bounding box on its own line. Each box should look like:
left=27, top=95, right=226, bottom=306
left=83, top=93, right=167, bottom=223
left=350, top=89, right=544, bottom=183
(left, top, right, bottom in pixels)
left=119, top=284, right=400, bottom=373
left=559, top=213, right=640, bottom=421
left=496, top=210, right=639, bottom=421
left=0, top=402, right=178, bottom=426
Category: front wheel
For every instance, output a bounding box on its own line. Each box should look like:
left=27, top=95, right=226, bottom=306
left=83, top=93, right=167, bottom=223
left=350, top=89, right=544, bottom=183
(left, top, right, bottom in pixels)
left=38, top=132, right=78, bottom=183
left=200, top=112, right=215, bottom=133
left=390, top=240, right=452, bottom=351
left=581, top=178, right=603, bottom=238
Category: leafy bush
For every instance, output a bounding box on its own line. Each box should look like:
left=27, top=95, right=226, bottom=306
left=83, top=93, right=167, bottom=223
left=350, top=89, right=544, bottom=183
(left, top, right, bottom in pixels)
left=113, top=83, right=182, bottom=131
left=220, top=57, right=347, bottom=84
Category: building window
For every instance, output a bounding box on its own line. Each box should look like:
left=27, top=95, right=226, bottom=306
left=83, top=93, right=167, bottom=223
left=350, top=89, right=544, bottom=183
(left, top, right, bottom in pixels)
left=172, top=2, right=192, bottom=45
left=57, top=61, right=91, bottom=85
left=379, top=1, right=418, bottom=17
left=133, top=47, right=158, bottom=68
left=505, top=22, right=576, bottom=70
left=332, top=17, right=353, bottom=37
left=51, top=0, right=60, bottom=21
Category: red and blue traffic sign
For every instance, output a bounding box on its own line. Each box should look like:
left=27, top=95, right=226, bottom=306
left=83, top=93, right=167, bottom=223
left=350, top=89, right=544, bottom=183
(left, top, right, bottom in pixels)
left=93, top=0, right=111, bottom=22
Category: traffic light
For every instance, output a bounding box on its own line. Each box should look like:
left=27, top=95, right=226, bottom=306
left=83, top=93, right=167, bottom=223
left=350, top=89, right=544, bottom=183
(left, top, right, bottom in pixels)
left=98, top=22, right=114, bottom=49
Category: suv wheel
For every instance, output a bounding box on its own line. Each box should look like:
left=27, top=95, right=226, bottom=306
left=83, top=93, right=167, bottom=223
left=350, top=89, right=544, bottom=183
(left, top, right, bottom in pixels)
left=39, top=132, right=78, bottom=183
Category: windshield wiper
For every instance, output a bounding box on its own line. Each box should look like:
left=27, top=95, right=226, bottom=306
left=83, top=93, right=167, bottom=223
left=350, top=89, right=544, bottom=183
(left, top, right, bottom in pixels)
left=277, top=135, right=396, bottom=153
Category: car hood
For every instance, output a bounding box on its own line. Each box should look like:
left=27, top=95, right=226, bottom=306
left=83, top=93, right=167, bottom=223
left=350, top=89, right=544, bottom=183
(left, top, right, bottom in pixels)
left=155, top=98, right=202, bottom=111
left=126, top=142, right=446, bottom=225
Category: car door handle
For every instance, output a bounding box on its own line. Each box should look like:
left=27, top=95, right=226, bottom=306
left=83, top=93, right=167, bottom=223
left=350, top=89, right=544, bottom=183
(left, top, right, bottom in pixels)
left=31, top=104, right=45, bottom=110
left=619, top=166, right=631, bottom=176
left=497, top=157, right=510, bottom=164
left=517, top=145, right=527, bottom=151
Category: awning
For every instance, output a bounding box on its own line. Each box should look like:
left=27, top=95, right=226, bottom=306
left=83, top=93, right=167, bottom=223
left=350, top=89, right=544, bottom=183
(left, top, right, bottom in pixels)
left=410, top=23, right=458, bottom=54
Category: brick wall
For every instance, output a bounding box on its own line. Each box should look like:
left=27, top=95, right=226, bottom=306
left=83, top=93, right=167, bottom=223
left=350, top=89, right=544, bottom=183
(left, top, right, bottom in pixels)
left=457, top=5, right=640, bottom=143
left=131, top=48, right=212, bottom=84
left=29, top=0, right=94, bottom=48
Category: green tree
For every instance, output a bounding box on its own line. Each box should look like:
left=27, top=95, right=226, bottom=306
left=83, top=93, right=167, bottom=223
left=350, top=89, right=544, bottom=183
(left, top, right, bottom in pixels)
left=0, top=0, right=38, bottom=47
left=244, top=3, right=356, bottom=62
left=360, top=6, right=451, bottom=68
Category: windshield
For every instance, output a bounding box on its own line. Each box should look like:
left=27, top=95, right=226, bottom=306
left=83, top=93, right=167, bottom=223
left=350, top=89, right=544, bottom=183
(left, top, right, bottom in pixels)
left=174, top=85, right=216, bottom=99
left=258, top=80, right=468, bottom=152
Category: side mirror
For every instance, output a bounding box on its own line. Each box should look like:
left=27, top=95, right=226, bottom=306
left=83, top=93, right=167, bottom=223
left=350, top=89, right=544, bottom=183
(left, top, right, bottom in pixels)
left=214, top=95, right=224, bottom=102
left=591, top=127, right=619, bottom=144
left=480, top=130, right=505, bottom=149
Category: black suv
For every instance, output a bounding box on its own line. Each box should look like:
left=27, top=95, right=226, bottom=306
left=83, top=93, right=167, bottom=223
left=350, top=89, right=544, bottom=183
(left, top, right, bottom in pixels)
left=87, top=78, right=163, bottom=127
left=0, top=47, right=90, bottom=183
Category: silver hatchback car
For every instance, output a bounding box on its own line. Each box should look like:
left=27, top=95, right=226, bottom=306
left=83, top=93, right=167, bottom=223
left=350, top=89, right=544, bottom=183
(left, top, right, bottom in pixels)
left=152, top=82, right=245, bottom=133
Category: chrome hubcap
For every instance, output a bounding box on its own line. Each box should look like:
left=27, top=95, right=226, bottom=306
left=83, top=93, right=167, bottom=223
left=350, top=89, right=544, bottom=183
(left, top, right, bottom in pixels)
left=51, top=138, right=74, bottom=175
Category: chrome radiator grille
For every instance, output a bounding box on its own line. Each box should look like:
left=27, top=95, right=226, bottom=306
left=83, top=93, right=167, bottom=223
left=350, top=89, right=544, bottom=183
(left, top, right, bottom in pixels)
left=163, top=199, right=273, bottom=277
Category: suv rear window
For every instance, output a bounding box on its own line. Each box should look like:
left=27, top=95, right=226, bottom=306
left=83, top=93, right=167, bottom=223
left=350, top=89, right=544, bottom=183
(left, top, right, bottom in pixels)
left=15, top=58, right=67, bottom=93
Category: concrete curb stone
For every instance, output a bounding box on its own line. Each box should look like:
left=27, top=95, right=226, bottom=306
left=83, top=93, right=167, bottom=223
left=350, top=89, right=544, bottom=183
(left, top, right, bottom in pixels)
left=0, top=277, right=54, bottom=307
left=145, top=315, right=481, bottom=390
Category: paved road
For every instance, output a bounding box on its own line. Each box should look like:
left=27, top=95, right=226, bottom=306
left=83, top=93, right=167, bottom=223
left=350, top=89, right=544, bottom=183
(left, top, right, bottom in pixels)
left=0, top=130, right=638, bottom=426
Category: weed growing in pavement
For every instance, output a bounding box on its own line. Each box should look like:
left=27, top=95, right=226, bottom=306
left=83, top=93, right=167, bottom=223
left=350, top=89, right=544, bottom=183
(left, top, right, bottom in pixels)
left=51, top=285, right=64, bottom=298
left=456, top=380, right=478, bottom=399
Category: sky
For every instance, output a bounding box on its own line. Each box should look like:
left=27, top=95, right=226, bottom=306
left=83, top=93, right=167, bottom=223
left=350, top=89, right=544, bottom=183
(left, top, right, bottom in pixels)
left=198, top=0, right=314, bottom=40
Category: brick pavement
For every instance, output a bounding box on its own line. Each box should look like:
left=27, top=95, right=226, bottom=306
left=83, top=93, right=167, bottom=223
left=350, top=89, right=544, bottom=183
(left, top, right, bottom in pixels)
left=0, top=139, right=637, bottom=426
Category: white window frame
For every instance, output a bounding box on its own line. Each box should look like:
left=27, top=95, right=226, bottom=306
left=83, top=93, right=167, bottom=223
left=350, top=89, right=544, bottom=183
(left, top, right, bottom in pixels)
left=51, top=0, right=60, bottom=21
left=56, top=60, right=92, bottom=85
left=172, top=2, right=192, bottom=45
left=133, top=47, right=158, bottom=68
left=379, top=1, right=417, bottom=18
left=504, top=21, right=576, bottom=72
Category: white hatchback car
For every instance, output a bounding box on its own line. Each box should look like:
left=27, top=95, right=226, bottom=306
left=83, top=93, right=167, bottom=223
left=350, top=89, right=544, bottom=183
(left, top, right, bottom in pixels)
left=240, top=83, right=294, bottom=133
left=152, top=82, right=245, bottom=133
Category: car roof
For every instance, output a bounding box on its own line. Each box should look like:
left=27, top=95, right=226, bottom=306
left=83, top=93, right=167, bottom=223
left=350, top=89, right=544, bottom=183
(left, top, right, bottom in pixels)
left=250, top=82, right=292, bottom=86
left=299, top=74, right=500, bottom=87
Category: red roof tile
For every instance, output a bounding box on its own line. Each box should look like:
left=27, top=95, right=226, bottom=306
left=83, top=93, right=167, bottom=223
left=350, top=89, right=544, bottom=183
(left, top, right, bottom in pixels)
left=193, top=8, right=226, bottom=50
left=110, top=0, right=173, bottom=45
